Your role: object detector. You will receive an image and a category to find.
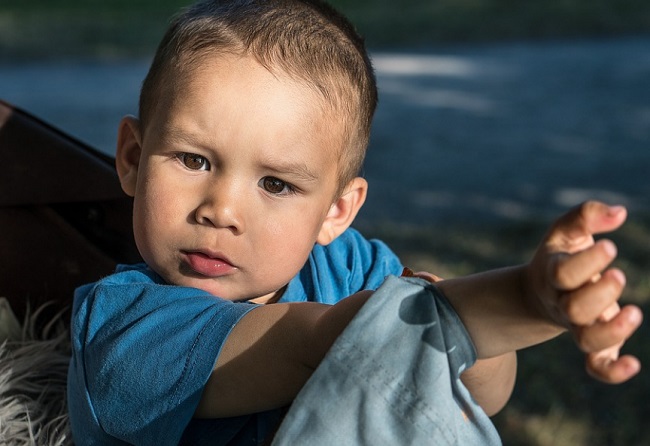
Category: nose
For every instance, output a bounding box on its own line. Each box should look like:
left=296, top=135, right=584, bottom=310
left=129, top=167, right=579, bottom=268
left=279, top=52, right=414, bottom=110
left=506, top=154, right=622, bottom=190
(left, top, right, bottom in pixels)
left=194, top=179, right=244, bottom=234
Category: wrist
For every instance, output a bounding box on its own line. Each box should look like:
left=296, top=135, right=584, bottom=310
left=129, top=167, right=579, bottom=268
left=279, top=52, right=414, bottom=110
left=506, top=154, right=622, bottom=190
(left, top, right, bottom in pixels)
left=521, top=262, right=568, bottom=335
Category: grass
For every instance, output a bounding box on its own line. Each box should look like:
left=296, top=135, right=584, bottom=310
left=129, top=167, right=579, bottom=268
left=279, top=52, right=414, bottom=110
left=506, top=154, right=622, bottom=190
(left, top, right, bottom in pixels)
left=359, top=214, right=650, bottom=446
left=0, top=0, right=189, bottom=61
left=331, top=0, right=650, bottom=46
left=1, top=0, right=650, bottom=60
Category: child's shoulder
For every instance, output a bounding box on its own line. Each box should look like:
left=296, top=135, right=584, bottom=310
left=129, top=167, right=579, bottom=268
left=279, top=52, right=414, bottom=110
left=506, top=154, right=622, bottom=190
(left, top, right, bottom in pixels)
left=110, top=262, right=164, bottom=285
left=284, top=228, right=402, bottom=304
left=313, top=227, right=397, bottom=266
left=318, top=227, right=388, bottom=252
left=72, top=261, right=254, bottom=342
left=73, top=263, right=199, bottom=313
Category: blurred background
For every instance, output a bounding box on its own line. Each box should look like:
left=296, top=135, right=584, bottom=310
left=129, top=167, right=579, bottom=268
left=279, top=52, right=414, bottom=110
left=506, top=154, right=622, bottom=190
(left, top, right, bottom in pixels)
left=1, top=1, right=649, bottom=445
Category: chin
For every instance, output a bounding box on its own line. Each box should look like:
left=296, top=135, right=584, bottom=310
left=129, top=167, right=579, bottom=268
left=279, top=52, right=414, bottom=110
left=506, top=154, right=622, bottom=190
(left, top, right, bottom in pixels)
left=182, top=278, right=251, bottom=302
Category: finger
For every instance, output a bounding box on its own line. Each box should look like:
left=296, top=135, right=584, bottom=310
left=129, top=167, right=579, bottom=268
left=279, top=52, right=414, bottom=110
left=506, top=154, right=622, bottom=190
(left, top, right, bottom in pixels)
left=549, top=239, right=619, bottom=290
left=546, top=202, right=627, bottom=253
left=586, top=352, right=642, bottom=384
left=414, top=271, right=443, bottom=283
left=401, top=268, right=443, bottom=283
left=574, top=304, right=643, bottom=353
left=560, top=268, right=625, bottom=325
left=401, top=267, right=415, bottom=277
left=597, top=299, right=623, bottom=323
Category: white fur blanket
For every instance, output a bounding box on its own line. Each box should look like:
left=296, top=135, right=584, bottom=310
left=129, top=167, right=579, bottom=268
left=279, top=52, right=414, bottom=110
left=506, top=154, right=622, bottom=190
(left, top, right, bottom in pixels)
left=0, top=298, right=72, bottom=445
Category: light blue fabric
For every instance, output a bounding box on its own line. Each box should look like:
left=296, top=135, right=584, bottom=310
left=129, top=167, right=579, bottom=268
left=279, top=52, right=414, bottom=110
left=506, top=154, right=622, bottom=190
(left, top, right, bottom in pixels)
left=68, top=228, right=403, bottom=445
left=273, top=275, right=502, bottom=445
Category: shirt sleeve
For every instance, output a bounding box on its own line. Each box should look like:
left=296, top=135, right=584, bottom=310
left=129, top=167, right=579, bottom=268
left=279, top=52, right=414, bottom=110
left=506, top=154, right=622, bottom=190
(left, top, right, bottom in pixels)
left=281, top=228, right=404, bottom=304
left=68, top=267, right=257, bottom=444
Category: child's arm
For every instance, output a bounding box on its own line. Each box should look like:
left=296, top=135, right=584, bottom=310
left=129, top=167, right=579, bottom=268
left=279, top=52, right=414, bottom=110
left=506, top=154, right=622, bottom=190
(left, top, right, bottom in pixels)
left=438, top=202, right=641, bottom=379
left=195, top=201, right=642, bottom=419
left=195, top=290, right=375, bottom=418
left=404, top=269, right=518, bottom=416
left=438, top=202, right=642, bottom=414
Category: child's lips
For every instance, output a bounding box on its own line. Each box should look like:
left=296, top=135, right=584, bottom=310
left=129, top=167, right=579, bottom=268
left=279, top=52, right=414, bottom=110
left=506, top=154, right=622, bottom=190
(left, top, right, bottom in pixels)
left=183, top=251, right=236, bottom=277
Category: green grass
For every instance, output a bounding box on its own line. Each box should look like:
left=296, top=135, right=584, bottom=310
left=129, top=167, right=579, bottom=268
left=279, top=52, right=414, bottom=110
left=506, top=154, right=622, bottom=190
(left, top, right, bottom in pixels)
left=359, top=214, right=650, bottom=446
left=1, top=0, right=650, bottom=60
left=0, top=0, right=190, bottom=60
left=331, top=0, right=650, bottom=46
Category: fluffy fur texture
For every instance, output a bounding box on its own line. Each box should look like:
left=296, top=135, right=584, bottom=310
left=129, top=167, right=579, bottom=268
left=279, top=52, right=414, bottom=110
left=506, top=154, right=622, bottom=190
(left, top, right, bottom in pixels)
left=0, top=300, right=72, bottom=445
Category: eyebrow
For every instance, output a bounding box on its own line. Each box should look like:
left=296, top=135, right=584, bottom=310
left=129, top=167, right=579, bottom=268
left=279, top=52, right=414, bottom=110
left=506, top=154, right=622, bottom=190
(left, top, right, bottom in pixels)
left=161, top=127, right=204, bottom=147
left=260, top=156, right=320, bottom=183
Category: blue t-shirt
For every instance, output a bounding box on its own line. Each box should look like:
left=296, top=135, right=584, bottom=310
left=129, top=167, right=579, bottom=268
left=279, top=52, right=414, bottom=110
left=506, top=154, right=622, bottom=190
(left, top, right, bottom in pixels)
left=67, top=228, right=402, bottom=445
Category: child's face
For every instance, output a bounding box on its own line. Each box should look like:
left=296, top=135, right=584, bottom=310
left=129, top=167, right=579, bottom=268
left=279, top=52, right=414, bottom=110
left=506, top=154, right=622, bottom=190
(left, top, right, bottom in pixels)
left=118, top=54, right=347, bottom=302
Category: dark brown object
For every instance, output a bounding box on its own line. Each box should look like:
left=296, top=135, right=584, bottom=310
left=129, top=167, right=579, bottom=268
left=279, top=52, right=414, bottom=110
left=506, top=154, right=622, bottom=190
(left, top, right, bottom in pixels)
left=0, top=100, right=140, bottom=325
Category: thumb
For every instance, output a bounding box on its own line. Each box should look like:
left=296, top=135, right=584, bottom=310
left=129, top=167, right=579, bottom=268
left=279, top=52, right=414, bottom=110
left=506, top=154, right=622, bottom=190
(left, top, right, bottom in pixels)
left=545, top=201, right=627, bottom=254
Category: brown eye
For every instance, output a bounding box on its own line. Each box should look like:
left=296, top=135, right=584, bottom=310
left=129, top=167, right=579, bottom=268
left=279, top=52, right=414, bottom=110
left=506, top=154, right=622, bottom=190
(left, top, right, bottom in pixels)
left=260, top=177, right=293, bottom=195
left=180, top=153, right=209, bottom=171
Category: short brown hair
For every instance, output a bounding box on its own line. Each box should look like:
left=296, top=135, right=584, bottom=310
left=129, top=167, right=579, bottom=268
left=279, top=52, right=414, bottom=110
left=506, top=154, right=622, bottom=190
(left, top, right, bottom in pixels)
left=139, top=0, right=377, bottom=192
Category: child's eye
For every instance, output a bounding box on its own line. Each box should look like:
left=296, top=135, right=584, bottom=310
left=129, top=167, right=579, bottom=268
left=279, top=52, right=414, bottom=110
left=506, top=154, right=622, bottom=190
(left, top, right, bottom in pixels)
left=259, top=176, right=294, bottom=195
left=178, top=153, right=210, bottom=171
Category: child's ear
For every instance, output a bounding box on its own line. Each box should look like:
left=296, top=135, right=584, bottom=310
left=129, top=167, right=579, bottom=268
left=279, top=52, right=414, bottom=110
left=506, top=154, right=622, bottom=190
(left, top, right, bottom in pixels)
left=317, top=177, right=368, bottom=245
left=115, top=115, right=142, bottom=197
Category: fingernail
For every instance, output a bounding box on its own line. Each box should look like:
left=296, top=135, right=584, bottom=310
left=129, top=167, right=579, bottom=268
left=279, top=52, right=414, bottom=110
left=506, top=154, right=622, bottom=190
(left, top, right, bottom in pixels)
left=608, top=205, right=625, bottom=216
left=610, top=268, right=626, bottom=286
left=602, top=239, right=617, bottom=257
left=625, top=358, right=641, bottom=375
left=627, top=306, right=643, bottom=325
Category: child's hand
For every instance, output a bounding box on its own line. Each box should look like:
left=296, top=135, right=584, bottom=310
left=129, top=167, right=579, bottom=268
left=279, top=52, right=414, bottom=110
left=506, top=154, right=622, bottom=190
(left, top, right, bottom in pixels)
left=526, top=201, right=643, bottom=384
left=401, top=267, right=442, bottom=283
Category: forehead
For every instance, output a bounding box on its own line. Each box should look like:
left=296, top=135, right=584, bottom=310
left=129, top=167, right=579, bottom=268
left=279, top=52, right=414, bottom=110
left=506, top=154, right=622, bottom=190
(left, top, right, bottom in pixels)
left=149, top=53, right=347, bottom=164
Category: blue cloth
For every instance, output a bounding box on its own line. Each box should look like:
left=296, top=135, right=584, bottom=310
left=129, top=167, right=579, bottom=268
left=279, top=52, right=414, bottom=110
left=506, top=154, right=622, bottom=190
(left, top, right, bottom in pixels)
left=272, top=276, right=501, bottom=445
left=68, top=228, right=403, bottom=445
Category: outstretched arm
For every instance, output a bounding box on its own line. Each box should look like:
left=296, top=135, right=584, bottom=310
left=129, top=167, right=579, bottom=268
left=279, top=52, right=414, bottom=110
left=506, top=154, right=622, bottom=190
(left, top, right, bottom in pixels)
left=196, top=202, right=642, bottom=419
left=404, top=269, right=518, bottom=416
left=438, top=202, right=641, bottom=390
left=403, top=202, right=642, bottom=415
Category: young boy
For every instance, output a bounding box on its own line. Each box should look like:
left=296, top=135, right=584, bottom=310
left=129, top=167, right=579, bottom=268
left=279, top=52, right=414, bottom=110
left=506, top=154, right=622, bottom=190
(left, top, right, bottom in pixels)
left=67, top=0, right=642, bottom=444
